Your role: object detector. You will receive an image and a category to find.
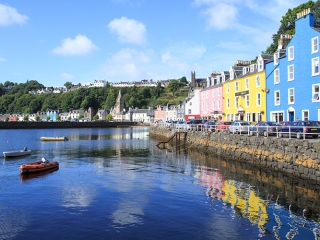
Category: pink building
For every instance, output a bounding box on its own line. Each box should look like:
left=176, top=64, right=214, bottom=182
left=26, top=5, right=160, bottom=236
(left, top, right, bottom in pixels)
left=199, top=74, right=224, bottom=120
left=154, top=105, right=166, bottom=122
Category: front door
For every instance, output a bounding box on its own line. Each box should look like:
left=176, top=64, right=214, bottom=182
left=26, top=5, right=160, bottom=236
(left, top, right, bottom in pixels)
left=289, top=111, right=294, bottom=122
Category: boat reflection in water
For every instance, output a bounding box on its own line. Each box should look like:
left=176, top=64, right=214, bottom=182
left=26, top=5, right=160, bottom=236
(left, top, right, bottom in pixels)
left=19, top=167, right=59, bottom=182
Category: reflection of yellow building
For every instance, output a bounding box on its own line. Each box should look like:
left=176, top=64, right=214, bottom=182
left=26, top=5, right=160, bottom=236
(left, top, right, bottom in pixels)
left=221, top=180, right=268, bottom=226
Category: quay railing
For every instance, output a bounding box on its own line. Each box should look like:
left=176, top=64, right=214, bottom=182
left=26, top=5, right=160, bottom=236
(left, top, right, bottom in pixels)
left=151, top=122, right=320, bottom=140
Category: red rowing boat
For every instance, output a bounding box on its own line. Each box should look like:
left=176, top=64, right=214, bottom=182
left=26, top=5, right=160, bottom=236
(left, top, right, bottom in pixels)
left=19, top=158, right=59, bottom=173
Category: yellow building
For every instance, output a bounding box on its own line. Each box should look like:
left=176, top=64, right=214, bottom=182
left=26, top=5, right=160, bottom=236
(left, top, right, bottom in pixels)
left=222, top=54, right=272, bottom=123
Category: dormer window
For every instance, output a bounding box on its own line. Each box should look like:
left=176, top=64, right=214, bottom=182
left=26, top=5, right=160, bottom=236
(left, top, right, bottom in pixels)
left=258, top=58, right=263, bottom=71
left=288, top=46, right=294, bottom=61
left=243, top=67, right=246, bottom=75
left=312, top=37, right=318, bottom=53
left=250, top=64, right=255, bottom=72
left=230, top=70, right=234, bottom=80
left=274, top=52, right=278, bottom=65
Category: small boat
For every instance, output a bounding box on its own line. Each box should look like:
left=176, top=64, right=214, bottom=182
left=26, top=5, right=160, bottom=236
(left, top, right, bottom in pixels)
left=20, top=167, right=59, bottom=181
left=19, top=158, right=59, bottom=173
left=3, top=147, right=31, bottom=158
left=41, top=136, right=68, bottom=141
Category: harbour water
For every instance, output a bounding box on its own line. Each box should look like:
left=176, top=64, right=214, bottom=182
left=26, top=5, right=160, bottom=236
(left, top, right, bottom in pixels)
left=0, top=127, right=319, bottom=240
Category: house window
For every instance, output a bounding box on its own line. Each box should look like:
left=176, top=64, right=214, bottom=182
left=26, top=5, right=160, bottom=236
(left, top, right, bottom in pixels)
left=206, top=102, right=209, bottom=110
left=218, top=88, right=221, bottom=96
left=257, top=93, right=261, bottom=106
left=189, top=102, right=192, bottom=106
left=246, top=113, right=251, bottom=122
left=235, top=82, right=238, bottom=92
left=245, top=95, right=249, bottom=107
left=312, top=57, right=319, bottom=76
left=312, top=37, right=318, bottom=53
left=212, top=89, right=215, bottom=97
left=213, top=101, right=215, bottom=109
left=188, top=109, right=191, bottom=114
left=288, top=46, right=294, bottom=61
left=275, top=91, right=280, bottom=105
left=202, top=92, right=205, bottom=99
left=302, top=110, right=309, bottom=121
left=227, top=98, right=230, bottom=109
left=245, top=78, right=249, bottom=90
left=288, top=88, right=295, bottom=104
left=274, top=69, right=280, bottom=84
left=288, top=65, right=294, bottom=81
left=235, top=97, right=239, bottom=108
left=312, top=84, right=320, bottom=102
left=256, top=76, right=260, bottom=87
left=206, top=91, right=208, bottom=98
left=227, top=84, right=230, bottom=93
left=218, top=100, right=221, bottom=109
left=274, top=53, right=278, bottom=65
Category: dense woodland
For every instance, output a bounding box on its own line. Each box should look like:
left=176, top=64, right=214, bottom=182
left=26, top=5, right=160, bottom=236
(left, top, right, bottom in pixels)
left=0, top=78, right=189, bottom=114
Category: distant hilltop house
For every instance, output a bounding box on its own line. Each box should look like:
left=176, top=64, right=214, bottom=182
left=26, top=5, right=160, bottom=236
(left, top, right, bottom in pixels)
left=24, top=78, right=181, bottom=95
left=110, top=79, right=169, bottom=88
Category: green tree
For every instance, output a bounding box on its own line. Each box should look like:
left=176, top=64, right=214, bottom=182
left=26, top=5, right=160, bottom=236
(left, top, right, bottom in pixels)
left=35, top=115, right=40, bottom=122
left=179, top=76, right=188, bottom=85
left=79, top=114, right=84, bottom=119
left=56, top=115, right=61, bottom=121
left=93, top=115, right=99, bottom=121
left=23, top=115, right=29, bottom=121
left=106, top=114, right=113, bottom=121
left=167, top=80, right=183, bottom=97
left=46, top=116, right=51, bottom=121
left=264, top=0, right=316, bottom=54
left=64, top=82, right=73, bottom=89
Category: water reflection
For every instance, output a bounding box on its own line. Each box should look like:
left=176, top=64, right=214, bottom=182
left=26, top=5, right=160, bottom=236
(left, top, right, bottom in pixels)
left=184, top=148, right=320, bottom=238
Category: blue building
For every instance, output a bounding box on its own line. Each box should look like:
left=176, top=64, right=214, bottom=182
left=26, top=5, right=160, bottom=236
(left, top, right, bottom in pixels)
left=266, top=9, right=320, bottom=122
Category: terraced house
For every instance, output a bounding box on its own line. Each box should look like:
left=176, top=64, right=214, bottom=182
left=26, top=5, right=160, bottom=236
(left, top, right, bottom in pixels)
left=222, top=58, right=269, bottom=123
left=266, top=9, right=320, bottom=122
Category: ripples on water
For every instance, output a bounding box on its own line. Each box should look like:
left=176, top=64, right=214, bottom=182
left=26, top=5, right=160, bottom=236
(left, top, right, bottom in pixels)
left=0, top=127, right=319, bottom=240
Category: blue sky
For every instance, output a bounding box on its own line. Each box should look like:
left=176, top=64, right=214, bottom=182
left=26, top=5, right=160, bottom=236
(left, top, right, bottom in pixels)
left=0, top=0, right=308, bottom=87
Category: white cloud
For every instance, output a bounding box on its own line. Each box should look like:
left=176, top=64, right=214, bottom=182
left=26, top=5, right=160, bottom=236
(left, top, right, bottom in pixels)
left=0, top=4, right=28, bottom=26
left=61, top=73, right=74, bottom=80
left=100, top=48, right=153, bottom=79
left=51, top=34, right=98, bottom=56
left=161, top=51, right=188, bottom=72
left=202, top=3, right=238, bottom=30
left=165, top=42, right=207, bottom=60
left=108, top=17, right=147, bottom=45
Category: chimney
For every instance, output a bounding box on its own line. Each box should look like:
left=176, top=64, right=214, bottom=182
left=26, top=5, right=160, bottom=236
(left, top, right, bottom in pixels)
left=278, top=34, right=293, bottom=49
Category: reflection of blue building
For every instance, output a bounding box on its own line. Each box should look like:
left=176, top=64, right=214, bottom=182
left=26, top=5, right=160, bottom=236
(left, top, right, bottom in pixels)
left=46, top=109, right=61, bottom=121
left=266, top=9, right=320, bottom=122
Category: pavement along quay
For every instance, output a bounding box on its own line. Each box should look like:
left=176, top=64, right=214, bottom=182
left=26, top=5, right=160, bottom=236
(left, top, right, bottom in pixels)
left=150, top=126, right=320, bottom=182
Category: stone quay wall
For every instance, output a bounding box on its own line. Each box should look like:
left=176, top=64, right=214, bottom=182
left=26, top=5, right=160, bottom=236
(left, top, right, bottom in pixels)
left=149, top=127, right=320, bottom=182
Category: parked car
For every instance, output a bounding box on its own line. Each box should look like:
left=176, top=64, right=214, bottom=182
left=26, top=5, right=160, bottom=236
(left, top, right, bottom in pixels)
left=278, top=121, right=320, bottom=139
left=203, top=121, right=216, bottom=132
left=249, top=121, right=281, bottom=137
left=175, top=121, right=188, bottom=130
left=165, top=120, right=177, bottom=128
left=215, top=121, right=233, bottom=132
left=228, top=121, right=251, bottom=134
left=189, top=119, right=205, bottom=131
